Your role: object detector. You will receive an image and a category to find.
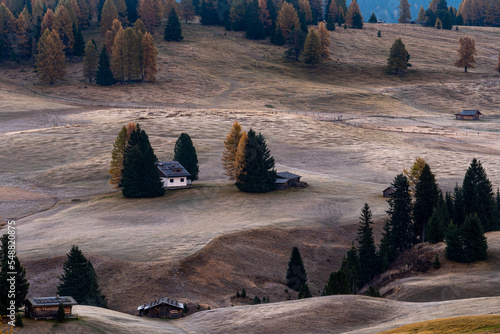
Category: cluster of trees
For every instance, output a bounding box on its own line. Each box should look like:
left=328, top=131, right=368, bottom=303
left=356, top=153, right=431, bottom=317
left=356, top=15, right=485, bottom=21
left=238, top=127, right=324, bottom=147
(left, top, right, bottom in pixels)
left=109, top=122, right=198, bottom=197
left=222, top=121, right=276, bottom=193
left=413, top=0, right=458, bottom=29
left=458, top=0, right=500, bottom=26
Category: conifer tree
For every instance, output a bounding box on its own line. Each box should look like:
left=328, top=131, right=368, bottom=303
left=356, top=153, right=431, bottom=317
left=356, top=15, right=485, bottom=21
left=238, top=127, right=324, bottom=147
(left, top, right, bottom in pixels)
left=317, top=22, right=331, bottom=63
left=125, top=0, right=139, bottom=23
left=109, top=123, right=136, bottom=187
left=272, top=26, right=285, bottom=45
left=340, top=244, right=361, bottom=292
left=398, top=0, right=411, bottom=23
left=73, top=24, right=85, bottom=57
left=15, top=11, right=31, bottom=58
left=111, top=26, right=126, bottom=81
left=446, top=214, right=487, bottom=263
left=96, top=45, right=115, bottom=85
left=229, top=0, right=246, bottom=31
left=77, top=0, right=91, bottom=27
left=302, top=27, right=321, bottom=65
left=346, top=0, right=362, bottom=28
left=435, top=17, right=442, bottom=28
left=134, top=19, right=146, bottom=34
left=387, top=174, right=414, bottom=253
left=258, top=0, right=272, bottom=34
left=413, top=164, right=439, bottom=242
left=417, top=6, right=426, bottom=23
left=120, top=124, right=165, bottom=198
left=387, top=38, right=411, bottom=74
left=57, top=246, right=107, bottom=307
left=426, top=205, right=447, bottom=244
left=298, top=283, right=312, bottom=299
left=286, top=247, right=307, bottom=291
left=54, top=6, right=75, bottom=54
left=356, top=203, right=379, bottom=285
left=41, top=9, right=55, bottom=33
left=0, top=235, right=30, bottom=314
left=83, top=40, right=98, bottom=82
left=324, top=270, right=350, bottom=295
left=298, top=0, right=312, bottom=23
left=234, top=130, right=248, bottom=181
left=326, top=0, right=337, bottom=30
left=445, top=220, right=462, bottom=262
left=276, top=2, right=299, bottom=40
left=164, top=0, right=178, bottom=20
left=352, top=11, right=363, bottom=29
left=298, top=10, right=308, bottom=33
left=180, top=0, right=195, bottom=23
left=174, top=133, right=199, bottom=180
left=308, top=0, right=322, bottom=24
left=141, top=31, right=157, bottom=82
left=455, top=36, right=476, bottom=72
left=36, top=29, right=66, bottom=84
left=100, top=0, right=119, bottom=34
left=453, top=184, right=466, bottom=227
left=235, top=129, right=276, bottom=193
left=123, top=27, right=141, bottom=80
left=246, top=0, right=265, bottom=39
left=378, top=219, right=396, bottom=270
left=222, top=121, right=243, bottom=180
left=105, top=19, right=122, bottom=57
left=164, top=8, right=183, bottom=41
left=284, top=27, right=306, bottom=61
left=366, top=286, right=381, bottom=297
left=114, top=0, right=129, bottom=24
left=368, top=12, right=377, bottom=23
left=200, top=0, right=219, bottom=25
left=425, top=8, right=436, bottom=27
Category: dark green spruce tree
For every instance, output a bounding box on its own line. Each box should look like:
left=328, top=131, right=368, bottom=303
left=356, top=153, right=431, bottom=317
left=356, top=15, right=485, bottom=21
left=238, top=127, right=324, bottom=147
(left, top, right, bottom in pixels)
left=453, top=184, right=466, bottom=227
left=120, top=125, right=165, bottom=198
left=57, top=246, right=107, bottom=307
left=0, top=235, right=30, bottom=314
left=425, top=203, right=448, bottom=244
left=72, top=24, right=85, bottom=57
left=356, top=203, right=379, bottom=285
left=298, top=283, right=312, bottom=299
left=173, top=133, right=199, bottom=180
left=200, top=0, right=219, bottom=25
left=236, top=129, right=277, bottom=193
left=245, top=0, right=265, bottom=39
left=387, top=174, right=414, bottom=253
left=164, top=9, right=183, bottom=41
left=324, top=270, right=350, bottom=295
left=284, top=27, right=306, bottom=61
left=413, top=164, right=439, bottom=242
left=340, top=244, right=361, bottom=293
left=96, top=46, right=115, bottom=86
left=368, top=12, right=377, bottom=23
left=286, top=246, right=307, bottom=291
left=445, top=220, right=462, bottom=262
left=460, top=213, right=488, bottom=262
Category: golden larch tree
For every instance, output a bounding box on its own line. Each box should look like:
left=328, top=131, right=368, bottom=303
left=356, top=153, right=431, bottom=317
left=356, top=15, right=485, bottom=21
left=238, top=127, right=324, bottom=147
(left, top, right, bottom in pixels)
left=302, top=27, right=321, bottom=65
left=100, top=0, right=119, bottom=34
left=417, top=5, right=426, bottom=23
left=114, top=0, right=129, bottom=24
left=139, top=0, right=161, bottom=33
left=346, top=0, right=362, bottom=27
left=258, top=0, right=271, bottom=30
left=83, top=40, right=98, bottom=82
left=141, top=31, right=157, bottom=82
left=403, top=157, right=427, bottom=193
left=328, top=0, right=338, bottom=21
left=317, top=21, right=330, bottom=62
left=164, top=0, right=178, bottom=18
left=455, top=36, right=476, bottom=72
left=222, top=121, right=243, bottom=180
left=234, top=130, right=248, bottom=182
left=41, top=9, right=55, bottom=32
left=54, top=6, right=75, bottom=54
left=77, top=0, right=91, bottom=27
left=123, top=27, right=141, bottom=81
left=298, top=0, right=312, bottom=23
left=134, top=19, right=146, bottom=34
left=398, top=0, right=411, bottom=23
left=36, top=29, right=66, bottom=84
left=111, top=26, right=126, bottom=81
left=109, top=122, right=137, bottom=187
left=105, top=18, right=122, bottom=57
left=32, top=0, right=45, bottom=24
left=179, top=0, right=195, bottom=23
left=276, top=2, right=299, bottom=40
left=15, top=12, right=31, bottom=58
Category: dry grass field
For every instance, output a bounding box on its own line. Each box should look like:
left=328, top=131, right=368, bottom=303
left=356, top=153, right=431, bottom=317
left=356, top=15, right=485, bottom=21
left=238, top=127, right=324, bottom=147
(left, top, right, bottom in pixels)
left=1, top=22, right=500, bottom=332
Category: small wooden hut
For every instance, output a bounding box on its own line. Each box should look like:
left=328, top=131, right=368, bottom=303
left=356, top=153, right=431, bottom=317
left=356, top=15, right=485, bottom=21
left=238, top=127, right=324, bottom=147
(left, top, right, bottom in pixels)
left=455, top=110, right=482, bottom=120
left=137, top=297, right=184, bottom=318
left=24, top=296, right=77, bottom=320
left=275, top=172, right=301, bottom=190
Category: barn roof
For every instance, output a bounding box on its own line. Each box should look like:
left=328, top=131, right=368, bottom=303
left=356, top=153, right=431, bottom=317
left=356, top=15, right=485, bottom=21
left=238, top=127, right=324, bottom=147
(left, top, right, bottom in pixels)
left=27, top=296, right=77, bottom=307
left=156, top=161, right=191, bottom=178
left=137, top=297, right=184, bottom=311
left=456, top=110, right=481, bottom=116
left=276, top=172, right=301, bottom=180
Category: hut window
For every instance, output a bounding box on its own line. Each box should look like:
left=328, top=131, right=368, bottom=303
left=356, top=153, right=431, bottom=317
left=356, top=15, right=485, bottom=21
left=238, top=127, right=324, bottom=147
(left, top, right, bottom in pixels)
left=181, top=178, right=184, bottom=182
left=170, top=179, right=174, bottom=183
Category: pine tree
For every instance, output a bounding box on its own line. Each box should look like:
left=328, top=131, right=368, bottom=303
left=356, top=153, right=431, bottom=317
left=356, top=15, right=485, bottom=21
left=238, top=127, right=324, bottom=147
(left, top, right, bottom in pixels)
left=368, top=12, right=377, bottom=23
left=229, top=0, right=246, bottom=31
left=352, top=11, right=363, bottom=29
left=317, top=22, right=330, bottom=63
left=174, top=133, right=199, bottom=180
left=109, top=123, right=136, bottom=187
left=297, top=283, right=312, bottom=299
left=417, top=6, right=426, bottom=24
left=0, top=235, right=30, bottom=314
left=164, top=0, right=178, bottom=20
left=139, top=0, right=161, bottom=33
left=100, top=0, right=119, bottom=34
left=57, top=246, right=107, bottom=307
left=298, top=10, right=308, bottom=33
left=398, top=0, right=411, bottom=23
left=120, top=125, right=165, bottom=198
left=425, top=8, right=436, bottom=27
left=340, top=244, right=361, bottom=293
left=462, top=158, right=497, bottom=231
left=276, top=2, right=299, bottom=40
left=298, top=0, right=312, bottom=23
left=366, top=285, right=381, bottom=297
left=453, top=184, right=466, bottom=227
left=378, top=219, right=396, bottom=270
left=141, top=31, right=157, bottom=82
left=286, top=247, right=307, bottom=291
left=36, top=29, right=66, bottom=84
left=284, top=27, right=306, bottom=61
left=222, top=121, right=243, bottom=180
left=200, top=0, right=219, bottom=25
left=356, top=203, right=379, bottom=285
left=54, top=6, right=75, bottom=54
left=114, top=0, right=129, bottom=24
left=96, top=45, right=115, bottom=85
left=387, top=174, right=414, bottom=253
left=413, top=164, right=439, bottom=242
left=324, top=270, right=350, bottom=295
left=326, top=0, right=338, bottom=30
left=448, top=214, right=488, bottom=263
left=302, top=27, right=321, bottom=65
left=180, top=0, right=195, bottom=23
left=73, top=24, right=85, bottom=57
left=41, top=9, right=55, bottom=33
left=15, top=11, right=31, bottom=58
left=245, top=0, right=265, bottom=39
left=455, top=36, right=476, bottom=72
left=164, top=8, right=183, bottom=41
left=258, top=0, right=272, bottom=34
left=346, top=0, right=362, bottom=28
left=83, top=40, right=98, bottom=82
left=387, top=38, right=411, bottom=74
left=125, top=0, right=139, bottom=23
left=308, top=0, right=322, bottom=24
left=425, top=204, right=448, bottom=244
left=235, top=129, right=277, bottom=193
left=111, top=26, right=126, bottom=81
left=272, top=26, right=285, bottom=45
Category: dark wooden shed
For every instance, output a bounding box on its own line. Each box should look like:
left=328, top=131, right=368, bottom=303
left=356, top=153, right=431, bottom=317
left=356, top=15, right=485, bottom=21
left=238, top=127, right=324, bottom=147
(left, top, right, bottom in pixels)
left=25, top=296, right=77, bottom=320
left=137, top=297, right=184, bottom=319
left=383, top=186, right=396, bottom=198
left=275, top=172, right=301, bottom=190
left=455, top=110, right=482, bottom=120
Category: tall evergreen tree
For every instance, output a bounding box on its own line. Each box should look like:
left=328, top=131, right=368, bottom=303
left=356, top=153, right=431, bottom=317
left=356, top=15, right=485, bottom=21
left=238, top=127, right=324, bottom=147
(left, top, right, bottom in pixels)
left=368, top=12, right=377, bottom=23
left=174, top=133, right=199, bottom=181
left=453, top=184, right=466, bottom=227
left=164, top=8, right=183, bottom=41
left=351, top=11, right=363, bottom=29
left=109, top=123, right=136, bottom=187
left=425, top=8, right=436, bottom=27
left=96, top=45, right=115, bottom=85
left=229, top=0, right=246, bottom=31
left=235, top=129, right=277, bottom=193
left=222, top=121, right=243, bottom=180
left=15, top=11, right=31, bottom=58
left=138, top=0, right=160, bottom=33
left=36, top=29, right=66, bottom=84
left=72, top=24, right=85, bottom=57
left=356, top=203, right=379, bottom=285
left=378, top=219, right=396, bottom=270
left=284, top=27, right=306, bottom=61
left=425, top=202, right=449, bottom=244
left=446, top=214, right=488, bottom=263
left=245, top=0, right=265, bottom=40
left=455, top=36, right=476, bottom=72
left=83, top=40, right=98, bottom=83
left=286, top=246, right=307, bottom=291
left=57, top=246, right=107, bottom=307
left=125, top=0, right=139, bottom=23
left=398, top=0, right=411, bottom=23
left=120, top=124, right=165, bottom=198
left=346, top=0, right=362, bottom=28
left=340, top=244, right=361, bottom=293
left=445, top=220, right=463, bottom=262
left=276, top=2, right=299, bottom=40
left=200, top=0, right=219, bottom=25
left=413, top=164, right=440, bottom=242
left=298, top=283, right=312, bottom=299
left=387, top=38, right=411, bottom=74
left=302, top=27, right=321, bottom=65
left=324, top=270, right=350, bottom=295
left=387, top=174, right=414, bottom=253
left=317, top=22, right=331, bottom=62
left=0, top=234, right=30, bottom=314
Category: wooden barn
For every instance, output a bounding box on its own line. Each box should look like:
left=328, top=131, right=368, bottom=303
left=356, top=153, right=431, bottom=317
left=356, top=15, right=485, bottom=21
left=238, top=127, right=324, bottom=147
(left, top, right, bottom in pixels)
left=24, top=296, right=78, bottom=320
left=383, top=186, right=396, bottom=198
left=275, top=172, right=301, bottom=190
left=137, top=297, right=184, bottom=319
left=455, top=110, right=482, bottom=120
